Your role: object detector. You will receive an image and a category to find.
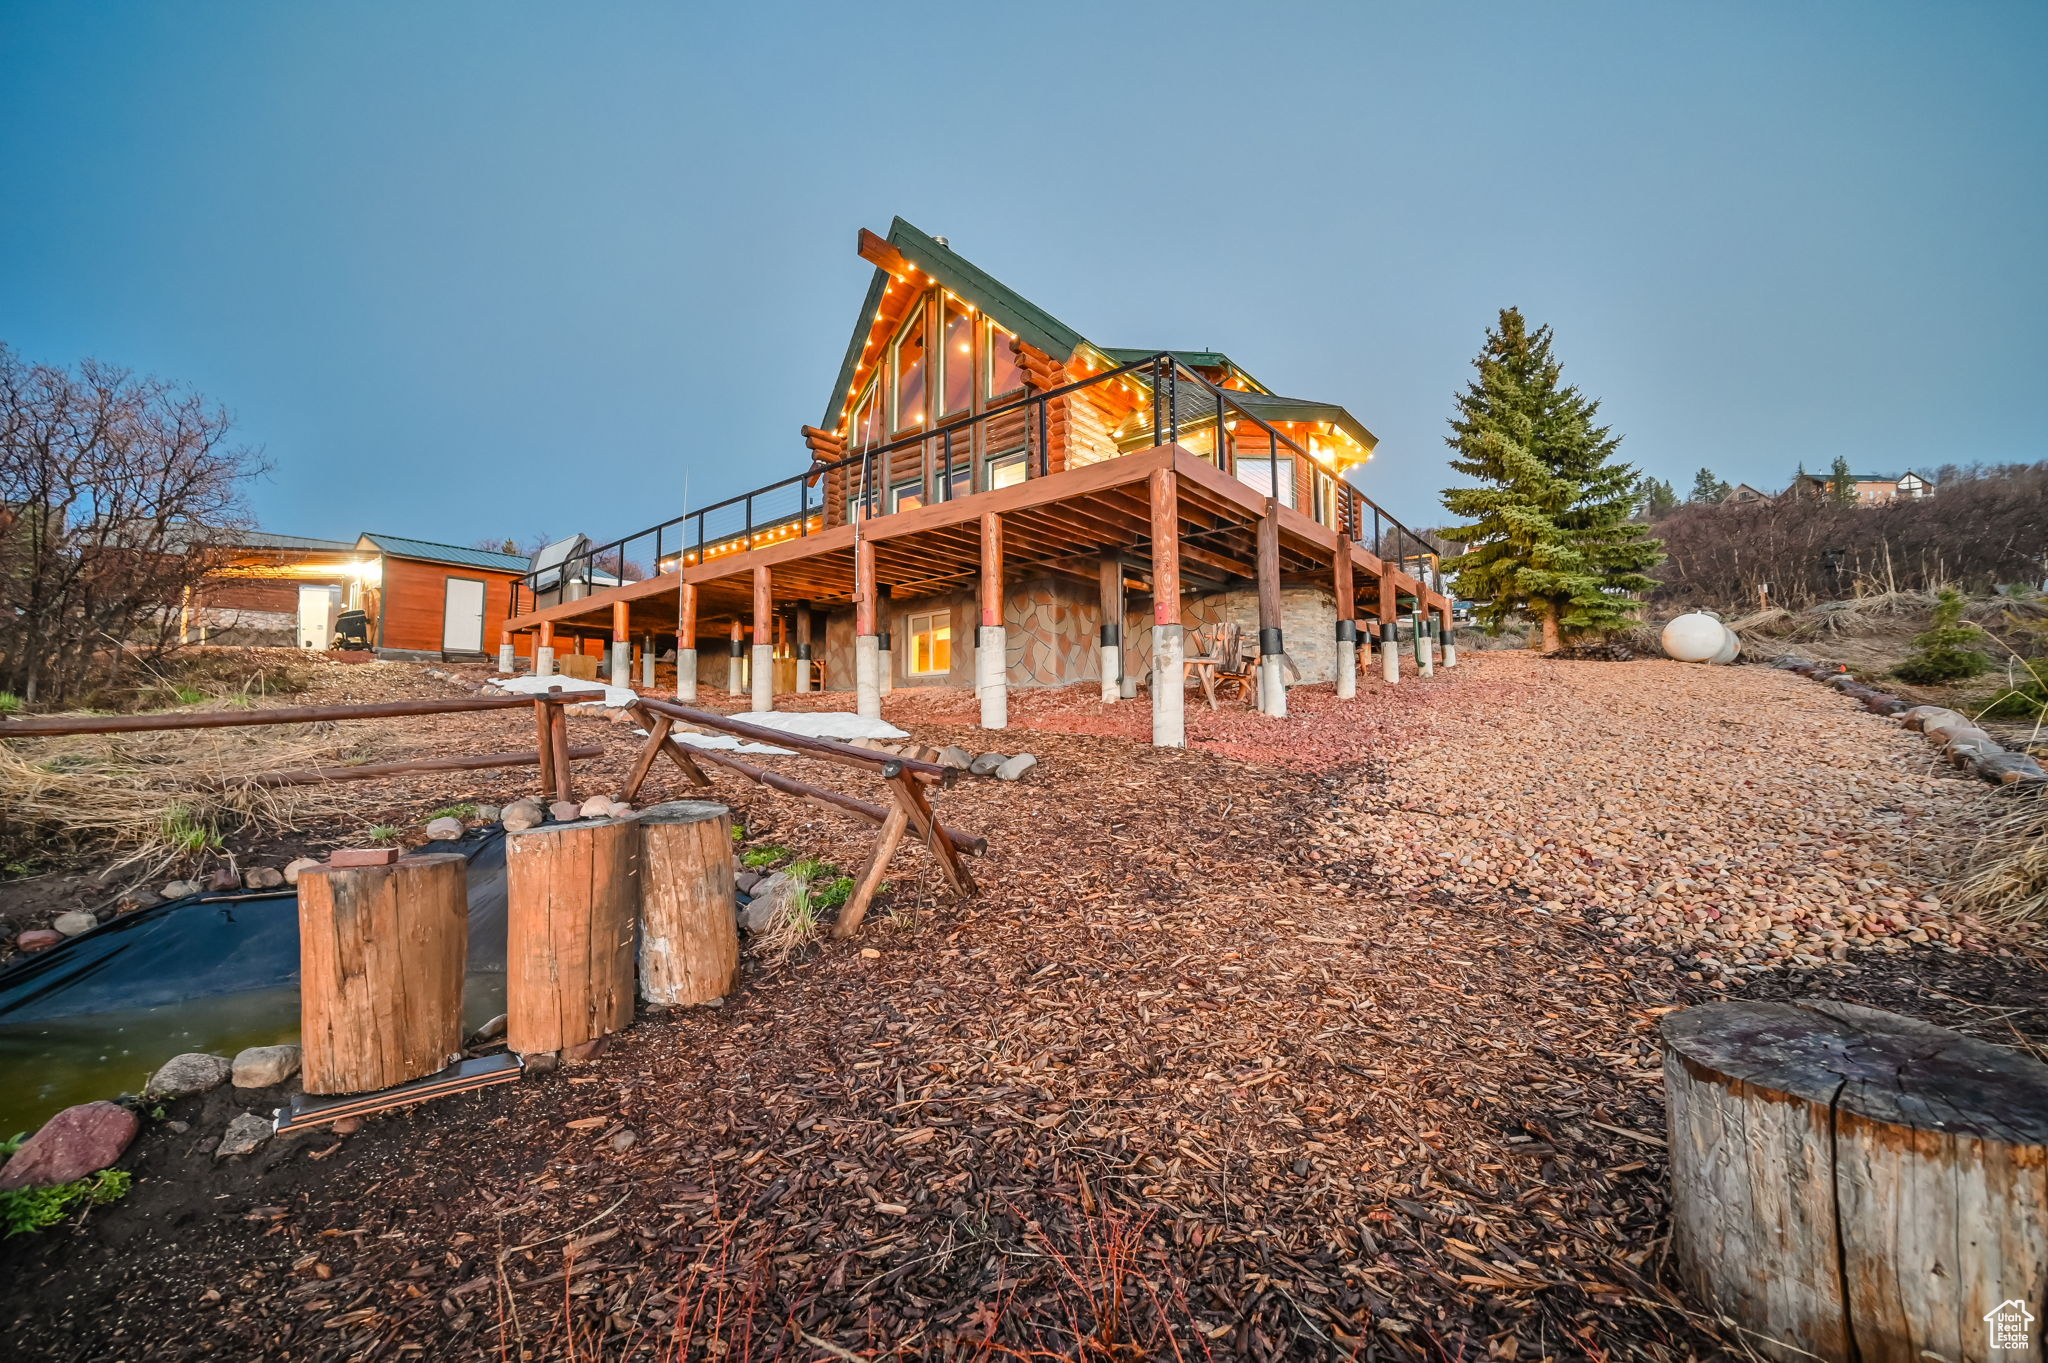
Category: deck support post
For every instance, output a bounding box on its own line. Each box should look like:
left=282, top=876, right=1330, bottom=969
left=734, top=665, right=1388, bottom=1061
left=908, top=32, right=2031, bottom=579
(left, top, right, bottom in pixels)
left=977, top=512, right=1007, bottom=730
left=1333, top=545, right=1356, bottom=700
left=1097, top=552, right=1122, bottom=703
left=498, top=632, right=516, bottom=675
left=877, top=585, right=894, bottom=695
left=1441, top=607, right=1458, bottom=667
left=854, top=536, right=881, bottom=720
left=1414, top=610, right=1435, bottom=678
left=727, top=621, right=744, bottom=697
left=1378, top=578, right=1400, bottom=684
left=609, top=602, right=631, bottom=687
left=750, top=565, right=773, bottom=712
left=795, top=603, right=813, bottom=693
left=640, top=635, right=654, bottom=687
left=1255, top=500, right=1287, bottom=718
left=536, top=621, right=556, bottom=678
left=1149, top=468, right=1185, bottom=748
left=675, top=580, right=698, bottom=700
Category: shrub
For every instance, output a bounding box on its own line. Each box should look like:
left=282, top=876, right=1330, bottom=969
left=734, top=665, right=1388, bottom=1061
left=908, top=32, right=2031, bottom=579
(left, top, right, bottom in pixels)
left=0, top=1168, right=132, bottom=1237
left=1894, top=589, right=1993, bottom=684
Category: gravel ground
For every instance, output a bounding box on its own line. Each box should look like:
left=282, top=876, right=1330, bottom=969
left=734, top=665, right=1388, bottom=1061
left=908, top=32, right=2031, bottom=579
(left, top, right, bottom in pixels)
left=1, top=651, right=2040, bottom=1362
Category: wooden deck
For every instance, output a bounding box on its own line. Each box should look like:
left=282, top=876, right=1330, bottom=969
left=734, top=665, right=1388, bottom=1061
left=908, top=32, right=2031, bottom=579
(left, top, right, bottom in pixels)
left=504, top=445, right=1449, bottom=644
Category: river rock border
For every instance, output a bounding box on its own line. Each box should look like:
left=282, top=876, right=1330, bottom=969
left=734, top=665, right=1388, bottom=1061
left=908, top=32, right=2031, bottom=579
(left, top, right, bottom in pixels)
left=1771, top=656, right=2047, bottom=787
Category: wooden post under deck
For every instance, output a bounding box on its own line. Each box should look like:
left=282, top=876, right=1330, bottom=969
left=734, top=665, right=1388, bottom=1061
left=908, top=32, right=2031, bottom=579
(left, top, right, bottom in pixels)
left=978, top=511, right=1007, bottom=729
left=1097, top=552, right=1122, bottom=703
left=676, top=580, right=699, bottom=700
left=727, top=619, right=744, bottom=696
left=854, top=535, right=880, bottom=719
left=1378, top=574, right=1399, bottom=684
left=1149, top=467, right=1184, bottom=748
left=795, top=602, right=813, bottom=692
left=1440, top=603, right=1458, bottom=667
left=1255, top=499, right=1286, bottom=718
left=536, top=620, right=556, bottom=678
left=610, top=601, right=631, bottom=687
left=750, top=565, right=773, bottom=712
left=498, top=629, right=515, bottom=675
left=1333, top=545, right=1357, bottom=699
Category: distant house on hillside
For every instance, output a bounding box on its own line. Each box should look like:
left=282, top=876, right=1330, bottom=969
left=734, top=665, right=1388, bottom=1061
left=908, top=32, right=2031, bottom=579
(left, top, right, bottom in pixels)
left=1782, top=470, right=1937, bottom=504
left=1723, top=483, right=1772, bottom=506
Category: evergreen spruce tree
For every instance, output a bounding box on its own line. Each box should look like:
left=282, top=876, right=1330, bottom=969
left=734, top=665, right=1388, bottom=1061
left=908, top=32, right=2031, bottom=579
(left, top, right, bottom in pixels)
left=1439, top=308, right=1664, bottom=651
left=1638, top=476, right=1679, bottom=518
left=1689, top=467, right=1731, bottom=502
left=1829, top=454, right=1858, bottom=506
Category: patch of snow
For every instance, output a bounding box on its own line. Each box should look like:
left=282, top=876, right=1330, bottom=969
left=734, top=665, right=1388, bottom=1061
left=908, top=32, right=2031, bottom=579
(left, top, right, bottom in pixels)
left=722, top=711, right=908, bottom=741
left=632, top=728, right=794, bottom=756
left=491, top=675, right=638, bottom=707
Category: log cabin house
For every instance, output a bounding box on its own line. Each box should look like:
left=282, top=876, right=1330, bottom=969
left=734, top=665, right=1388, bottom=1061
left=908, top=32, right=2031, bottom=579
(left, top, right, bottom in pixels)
left=500, top=219, right=1456, bottom=746
left=191, top=530, right=529, bottom=661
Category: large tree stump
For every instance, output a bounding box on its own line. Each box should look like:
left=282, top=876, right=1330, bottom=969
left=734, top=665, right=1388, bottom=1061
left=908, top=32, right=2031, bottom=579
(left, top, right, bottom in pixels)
left=298, top=853, right=467, bottom=1095
left=636, top=800, right=737, bottom=1006
left=506, top=815, right=640, bottom=1057
left=1662, top=999, right=2048, bottom=1362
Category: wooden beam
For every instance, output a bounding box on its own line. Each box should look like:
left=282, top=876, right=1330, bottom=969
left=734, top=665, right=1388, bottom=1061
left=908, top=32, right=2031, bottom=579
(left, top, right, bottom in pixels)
left=1149, top=468, right=1181, bottom=622
left=752, top=565, right=772, bottom=646
left=979, top=512, right=1003, bottom=628
left=1256, top=500, right=1283, bottom=635
left=857, top=227, right=913, bottom=277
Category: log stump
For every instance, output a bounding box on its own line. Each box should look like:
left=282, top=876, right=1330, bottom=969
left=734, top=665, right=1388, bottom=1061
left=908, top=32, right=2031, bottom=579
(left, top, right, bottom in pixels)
left=506, top=815, right=640, bottom=1057
left=298, top=852, right=468, bottom=1095
left=1662, top=999, right=2048, bottom=1362
left=636, top=800, right=737, bottom=1006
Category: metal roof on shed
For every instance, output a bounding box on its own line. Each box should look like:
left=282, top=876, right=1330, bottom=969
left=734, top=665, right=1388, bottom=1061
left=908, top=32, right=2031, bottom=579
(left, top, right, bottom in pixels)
left=356, top=534, right=529, bottom=572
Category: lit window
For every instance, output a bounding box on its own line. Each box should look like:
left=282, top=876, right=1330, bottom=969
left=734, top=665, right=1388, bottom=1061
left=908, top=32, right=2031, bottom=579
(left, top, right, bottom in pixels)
left=1237, top=455, right=1296, bottom=509
left=892, top=304, right=927, bottom=430
left=907, top=609, right=952, bottom=675
left=986, top=320, right=1022, bottom=399
left=851, top=381, right=881, bottom=449
left=941, top=296, right=974, bottom=417
left=891, top=477, right=925, bottom=513
left=985, top=450, right=1028, bottom=490
left=944, top=460, right=972, bottom=500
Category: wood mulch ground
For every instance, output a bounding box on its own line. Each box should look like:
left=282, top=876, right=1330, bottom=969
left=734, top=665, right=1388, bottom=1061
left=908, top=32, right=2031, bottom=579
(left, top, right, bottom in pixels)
left=2, top=653, right=2042, bottom=1361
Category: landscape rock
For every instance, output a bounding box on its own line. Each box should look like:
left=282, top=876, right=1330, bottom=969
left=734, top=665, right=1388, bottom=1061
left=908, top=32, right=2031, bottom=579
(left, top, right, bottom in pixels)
left=115, top=887, right=163, bottom=914
left=968, top=752, right=1008, bottom=776
left=467, top=1013, right=508, bottom=1045
left=578, top=795, right=615, bottom=819
left=283, top=857, right=322, bottom=885
left=243, top=866, right=286, bottom=890
left=475, top=804, right=502, bottom=823
left=51, top=911, right=98, bottom=937
left=608, top=801, right=634, bottom=818
left=160, top=880, right=200, bottom=900
left=15, top=929, right=63, bottom=953
left=215, top=1112, right=273, bottom=1160
left=206, top=868, right=241, bottom=892
left=146, top=1052, right=233, bottom=1099
left=549, top=800, right=582, bottom=823
left=1900, top=706, right=1964, bottom=733
left=609, top=1128, right=638, bottom=1152
left=994, top=753, right=1039, bottom=781
left=231, top=1044, right=301, bottom=1089
left=501, top=800, right=543, bottom=831
left=424, top=816, right=465, bottom=841
left=0, top=1101, right=139, bottom=1190
left=739, top=872, right=794, bottom=934
left=735, top=870, right=763, bottom=893
left=936, top=746, right=973, bottom=771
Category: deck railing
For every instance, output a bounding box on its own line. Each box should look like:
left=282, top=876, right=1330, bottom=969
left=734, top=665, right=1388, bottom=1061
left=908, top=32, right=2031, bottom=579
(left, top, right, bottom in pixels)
left=512, top=354, right=1444, bottom=619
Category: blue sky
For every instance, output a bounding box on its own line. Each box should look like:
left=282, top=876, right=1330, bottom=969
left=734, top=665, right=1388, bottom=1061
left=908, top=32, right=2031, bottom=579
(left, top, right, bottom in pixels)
left=2, top=1, right=2042, bottom=545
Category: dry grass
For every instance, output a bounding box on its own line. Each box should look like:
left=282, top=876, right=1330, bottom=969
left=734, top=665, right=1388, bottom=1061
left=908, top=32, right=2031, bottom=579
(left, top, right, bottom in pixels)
left=0, top=717, right=386, bottom=874
left=1950, top=786, right=2048, bottom=929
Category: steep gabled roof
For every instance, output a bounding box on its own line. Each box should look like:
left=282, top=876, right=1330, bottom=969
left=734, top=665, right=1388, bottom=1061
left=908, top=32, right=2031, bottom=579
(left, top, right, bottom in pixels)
left=356, top=533, right=529, bottom=573
left=819, top=218, right=1378, bottom=463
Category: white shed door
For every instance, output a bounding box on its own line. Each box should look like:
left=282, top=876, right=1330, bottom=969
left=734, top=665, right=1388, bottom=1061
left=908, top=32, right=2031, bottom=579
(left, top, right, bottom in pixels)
left=441, top=578, right=486, bottom=653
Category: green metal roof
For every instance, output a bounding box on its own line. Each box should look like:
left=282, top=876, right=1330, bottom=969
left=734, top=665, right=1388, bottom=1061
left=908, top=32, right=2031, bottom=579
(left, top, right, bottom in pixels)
left=356, top=534, right=530, bottom=572
left=1224, top=392, right=1379, bottom=454
left=1095, top=348, right=1273, bottom=393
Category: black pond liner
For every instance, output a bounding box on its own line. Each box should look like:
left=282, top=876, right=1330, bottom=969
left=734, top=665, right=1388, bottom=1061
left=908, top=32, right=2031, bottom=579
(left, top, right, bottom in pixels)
left=0, top=832, right=511, bottom=1135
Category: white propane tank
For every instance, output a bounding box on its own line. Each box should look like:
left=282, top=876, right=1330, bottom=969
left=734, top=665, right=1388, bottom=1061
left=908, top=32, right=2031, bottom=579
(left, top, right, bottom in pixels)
left=1662, top=612, right=1729, bottom=663
left=1708, top=625, right=1741, bottom=664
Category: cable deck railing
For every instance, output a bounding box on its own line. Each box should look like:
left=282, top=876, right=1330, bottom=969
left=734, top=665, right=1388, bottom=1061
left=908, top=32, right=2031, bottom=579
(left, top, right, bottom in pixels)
left=513, top=353, right=1444, bottom=619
